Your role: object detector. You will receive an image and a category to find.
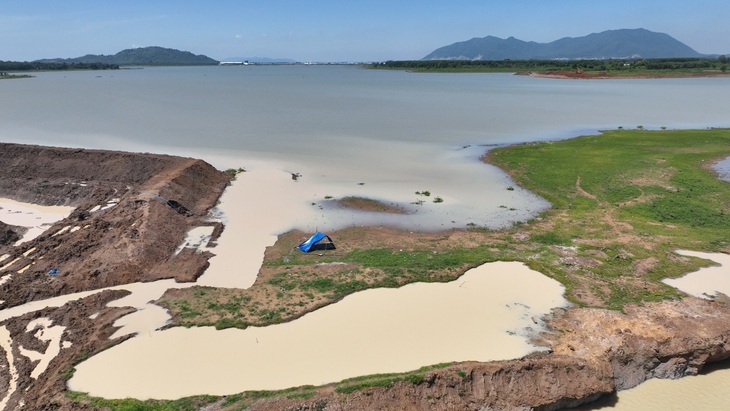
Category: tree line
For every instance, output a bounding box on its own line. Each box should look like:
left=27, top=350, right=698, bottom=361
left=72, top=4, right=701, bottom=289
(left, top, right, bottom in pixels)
left=0, top=61, right=119, bottom=71
left=370, top=57, right=728, bottom=73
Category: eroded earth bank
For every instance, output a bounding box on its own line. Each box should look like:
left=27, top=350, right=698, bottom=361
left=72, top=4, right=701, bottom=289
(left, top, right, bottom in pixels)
left=0, top=143, right=729, bottom=410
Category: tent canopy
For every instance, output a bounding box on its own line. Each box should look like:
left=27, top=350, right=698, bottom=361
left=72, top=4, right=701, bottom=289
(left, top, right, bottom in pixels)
left=297, top=231, right=335, bottom=253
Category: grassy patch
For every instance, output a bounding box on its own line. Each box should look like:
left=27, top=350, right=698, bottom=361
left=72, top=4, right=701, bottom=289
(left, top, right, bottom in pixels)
left=487, top=128, right=730, bottom=307
left=334, top=363, right=453, bottom=394
left=66, top=391, right=218, bottom=411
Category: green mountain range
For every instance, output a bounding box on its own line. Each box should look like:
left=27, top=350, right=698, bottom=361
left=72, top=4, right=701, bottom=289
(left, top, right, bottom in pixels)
left=423, top=28, right=704, bottom=60
left=37, top=46, right=219, bottom=66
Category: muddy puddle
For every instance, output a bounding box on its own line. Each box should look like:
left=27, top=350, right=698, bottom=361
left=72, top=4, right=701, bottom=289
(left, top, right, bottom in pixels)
left=68, top=261, right=568, bottom=400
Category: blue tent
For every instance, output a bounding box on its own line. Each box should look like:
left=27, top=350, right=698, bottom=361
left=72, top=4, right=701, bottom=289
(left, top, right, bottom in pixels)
left=297, top=231, right=334, bottom=253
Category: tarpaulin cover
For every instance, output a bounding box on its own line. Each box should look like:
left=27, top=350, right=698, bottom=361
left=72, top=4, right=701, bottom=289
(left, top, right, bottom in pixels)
left=297, top=231, right=332, bottom=253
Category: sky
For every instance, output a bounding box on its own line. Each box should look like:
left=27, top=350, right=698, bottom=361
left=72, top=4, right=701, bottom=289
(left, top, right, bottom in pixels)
left=2, top=1, right=729, bottom=62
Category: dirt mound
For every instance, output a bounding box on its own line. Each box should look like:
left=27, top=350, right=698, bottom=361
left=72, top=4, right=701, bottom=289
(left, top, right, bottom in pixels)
left=0, top=143, right=231, bottom=308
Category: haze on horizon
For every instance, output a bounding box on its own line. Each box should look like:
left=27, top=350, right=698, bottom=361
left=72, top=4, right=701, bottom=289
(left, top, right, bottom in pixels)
left=2, top=0, right=729, bottom=62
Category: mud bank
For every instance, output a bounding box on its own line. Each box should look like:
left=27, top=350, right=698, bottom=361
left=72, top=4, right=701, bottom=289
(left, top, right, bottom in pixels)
left=0, top=143, right=231, bottom=308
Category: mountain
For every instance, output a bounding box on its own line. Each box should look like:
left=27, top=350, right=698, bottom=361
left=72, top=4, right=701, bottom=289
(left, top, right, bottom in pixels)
left=423, top=29, right=704, bottom=60
left=37, top=46, right=219, bottom=66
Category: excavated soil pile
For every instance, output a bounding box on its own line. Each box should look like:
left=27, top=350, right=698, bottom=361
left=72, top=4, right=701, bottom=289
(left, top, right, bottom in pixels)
left=0, top=143, right=231, bottom=308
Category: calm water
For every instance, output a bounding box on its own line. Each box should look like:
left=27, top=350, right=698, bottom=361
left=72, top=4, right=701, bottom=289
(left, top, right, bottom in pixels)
left=2, top=65, right=729, bottom=231
left=2, top=65, right=729, bottom=157
left=714, top=156, right=730, bottom=182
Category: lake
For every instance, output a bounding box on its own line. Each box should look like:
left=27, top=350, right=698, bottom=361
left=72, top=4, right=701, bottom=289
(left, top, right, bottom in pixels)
left=3, top=65, right=729, bottom=232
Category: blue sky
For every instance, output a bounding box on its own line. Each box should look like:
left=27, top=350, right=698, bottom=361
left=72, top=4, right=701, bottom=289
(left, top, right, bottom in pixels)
left=2, top=1, right=729, bottom=62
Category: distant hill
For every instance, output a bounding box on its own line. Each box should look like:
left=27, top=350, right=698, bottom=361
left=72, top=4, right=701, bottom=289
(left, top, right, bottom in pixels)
left=423, top=29, right=704, bottom=60
left=37, top=46, right=219, bottom=66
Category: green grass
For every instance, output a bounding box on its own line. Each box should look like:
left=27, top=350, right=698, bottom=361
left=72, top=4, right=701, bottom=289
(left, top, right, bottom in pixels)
left=488, top=128, right=730, bottom=308
left=489, top=129, right=730, bottom=243
left=334, top=363, right=453, bottom=394
left=66, top=392, right=218, bottom=411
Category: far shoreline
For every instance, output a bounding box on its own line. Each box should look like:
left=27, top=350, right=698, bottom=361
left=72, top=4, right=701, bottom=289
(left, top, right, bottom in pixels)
left=517, top=70, right=730, bottom=80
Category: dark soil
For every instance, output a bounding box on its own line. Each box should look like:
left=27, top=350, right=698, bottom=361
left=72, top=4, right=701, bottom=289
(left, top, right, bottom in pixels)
left=0, top=143, right=231, bottom=410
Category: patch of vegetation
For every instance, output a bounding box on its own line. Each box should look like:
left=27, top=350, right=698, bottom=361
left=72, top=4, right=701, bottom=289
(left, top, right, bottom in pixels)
left=487, top=128, right=730, bottom=307
left=66, top=391, right=218, bottom=411
left=337, top=196, right=406, bottom=214
left=0, top=61, right=119, bottom=71
left=0, top=72, right=33, bottom=79
left=369, top=57, right=730, bottom=76
left=225, top=167, right=246, bottom=181
left=334, top=363, right=453, bottom=394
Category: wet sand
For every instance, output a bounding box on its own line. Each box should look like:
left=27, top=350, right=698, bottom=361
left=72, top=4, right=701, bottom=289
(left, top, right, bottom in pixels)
left=68, top=261, right=568, bottom=400
left=0, top=326, right=20, bottom=409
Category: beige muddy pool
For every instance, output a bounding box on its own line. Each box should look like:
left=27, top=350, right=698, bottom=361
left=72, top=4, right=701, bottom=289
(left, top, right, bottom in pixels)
left=68, top=261, right=568, bottom=400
